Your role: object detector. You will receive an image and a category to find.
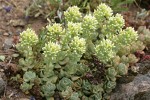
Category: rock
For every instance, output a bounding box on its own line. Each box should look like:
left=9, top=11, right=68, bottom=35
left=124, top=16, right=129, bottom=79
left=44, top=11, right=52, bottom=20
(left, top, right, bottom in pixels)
left=0, top=78, right=5, bottom=95
left=134, top=90, right=150, bottom=100
left=3, top=38, right=13, bottom=50
left=3, top=33, right=9, bottom=36
left=9, top=19, right=26, bottom=27
left=110, top=70, right=150, bottom=100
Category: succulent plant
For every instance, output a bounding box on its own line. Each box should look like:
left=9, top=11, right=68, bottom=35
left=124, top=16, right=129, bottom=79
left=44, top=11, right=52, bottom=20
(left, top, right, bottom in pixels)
left=106, top=67, right=117, bottom=81
left=130, top=41, right=145, bottom=52
left=128, top=54, right=139, bottom=64
left=60, top=86, right=73, bottom=99
left=70, top=92, right=80, bottom=100
left=112, top=56, right=120, bottom=67
left=117, top=63, right=128, bottom=75
left=64, top=6, right=82, bottom=22
left=42, top=41, right=61, bottom=63
left=20, top=82, right=34, bottom=93
left=95, top=39, right=115, bottom=63
left=82, top=80, right=92, bottom=95
left=138, top=26, right=150, bottom=46
left=41, top=81, right=56, bottom=97
left=82, top=14, right=98, bottom=39
left=17, top=28, right=38, bottom=48
left=57, top=77, right=73, bottom=91
left=94, top=3, right=113, bottom=24
left=23, top=71, right=36, bottom=82
left=102, top=13, right=125, bottom=37
left=115, top=27, right=138, bottom=46
left=15, top=3, right=143, bottom=100
left=70, top=36, right=86, bottom=55
left=46, top=23, right=64, bottom=42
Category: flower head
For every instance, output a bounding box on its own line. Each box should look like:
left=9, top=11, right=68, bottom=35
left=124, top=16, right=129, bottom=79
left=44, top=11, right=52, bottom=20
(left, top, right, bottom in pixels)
left=82, top=14, right=98, bottom=38
left=43, top=41, right=61, bottom=61
left=70, top=36, right=86, bottom=55
left=102, top=14, right=125, bottom=36
left=94, top=3, right=113, bottom=23
left=95, top=39, right=115, bottom=63
left=64, top=6, right=82, bottom=22
left=19, top=28, right=38, bottom=47
left=46, top=23, right=63, bottom=42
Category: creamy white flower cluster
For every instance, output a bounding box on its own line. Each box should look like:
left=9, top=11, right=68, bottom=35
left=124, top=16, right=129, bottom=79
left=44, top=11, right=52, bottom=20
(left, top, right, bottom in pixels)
left=95, top=39, right=115, bottom=63
left=70, top=36, right=86, bottom=55
left=82, top=14, right=98, bottom=39
left=115, top=27, right=138, bottom=46
left=102, top=14, right=125, bottom=36
left=46, top=23, right=64, bottom=42
left=94, top=3, right=113, bottom=23
left=19, top=28, right=38, bottom=47
left=64, top=6, right=82, bottom=22
left=18, top=3, right=138, bottom=64
left=42, top=41, right=61, bottom=62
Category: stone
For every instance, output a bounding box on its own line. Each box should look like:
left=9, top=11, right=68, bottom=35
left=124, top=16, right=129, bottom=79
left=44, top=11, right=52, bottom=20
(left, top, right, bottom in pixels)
left=9, top=19, right=26, bottom=27
left=110, top=69, right=150, bottom=100
left=0, top=78, right=5, bottom=95
left=3, top=38, right=13, bottom=50
left=3, top=33, right=9, bottom=36
left=134, top=90, right=150, bottom=100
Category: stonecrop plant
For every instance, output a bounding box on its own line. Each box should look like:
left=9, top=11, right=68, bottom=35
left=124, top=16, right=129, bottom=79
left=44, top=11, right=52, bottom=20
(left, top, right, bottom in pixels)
left=15, top=3, right=146, bottom=100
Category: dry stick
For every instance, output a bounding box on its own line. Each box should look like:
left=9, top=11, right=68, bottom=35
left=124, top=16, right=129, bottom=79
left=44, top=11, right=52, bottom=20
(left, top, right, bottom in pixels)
left=3, top=0, right=16, bottom=8
left=3, top=80, right=7, bottom=98
left=134, top=0, right=142, bottom=10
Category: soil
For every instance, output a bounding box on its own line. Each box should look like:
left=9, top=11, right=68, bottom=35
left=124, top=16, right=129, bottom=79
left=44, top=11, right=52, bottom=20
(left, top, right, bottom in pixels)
left=0, top=0, right=47, bottom=99
left=0, top=0, right=150, bottom=100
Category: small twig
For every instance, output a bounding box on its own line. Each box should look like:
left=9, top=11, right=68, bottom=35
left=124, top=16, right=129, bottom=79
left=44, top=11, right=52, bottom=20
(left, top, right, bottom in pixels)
left=134, top=0, right=142, bottom=10
left=3, top=0, right=16, bottom=7
left=3, top=80, right=7, bottom=97
left=7, top=57, right=12, bottom=66
left=0, top=53, right=12, bottom=55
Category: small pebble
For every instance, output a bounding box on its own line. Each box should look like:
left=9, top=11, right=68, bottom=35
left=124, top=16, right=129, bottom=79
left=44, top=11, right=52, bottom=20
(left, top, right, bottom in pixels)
left=3, top=38, right=13, bottom=50
left=3, top=33, right=9, bottom=36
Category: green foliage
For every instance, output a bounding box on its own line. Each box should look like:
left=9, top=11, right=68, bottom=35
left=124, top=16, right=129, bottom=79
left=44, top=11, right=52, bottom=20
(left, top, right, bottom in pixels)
left=23, top=71, right=36, bottom=82
left=107, top=67, right=117, bottom=81
left=138, top=26, right=150, bottom=46
left=0, top=55, right=5, bottom=62
left=117, top=63, right=128, bottom=75
left=15, top=3, right=146, bottom=100
left=57, top=77, right=73, bottom=91
left=41, top=81, right=56, bottom=97
left=26, top=0, right=135, bottom=19
left=20, top=82, right=33, bottom=93
left=109, top=0, right=135, bottom=12
left=70, top=92, right=80, bottom=100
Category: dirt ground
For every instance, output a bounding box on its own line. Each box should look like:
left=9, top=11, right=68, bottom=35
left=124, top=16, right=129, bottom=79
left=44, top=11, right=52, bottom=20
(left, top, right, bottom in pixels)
left=0, top=0, right=150, bottom=100
left=0, top=0, right=48, bottom=99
